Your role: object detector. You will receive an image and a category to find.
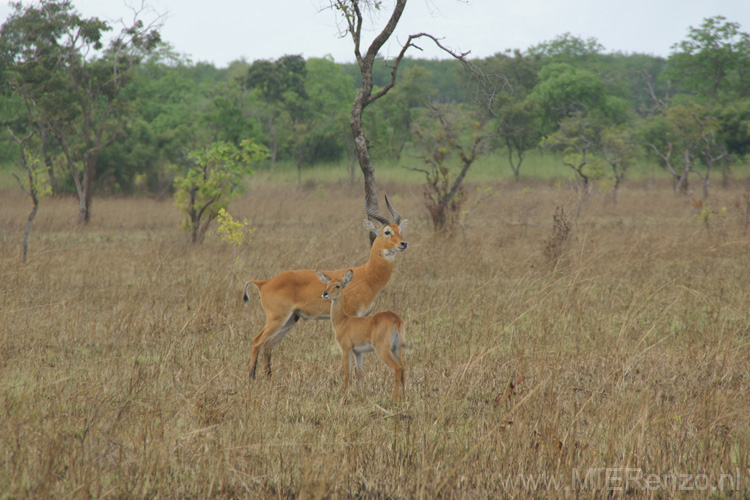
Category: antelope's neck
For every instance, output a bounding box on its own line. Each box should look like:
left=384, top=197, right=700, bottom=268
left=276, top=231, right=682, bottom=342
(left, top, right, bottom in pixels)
left=329, top=299, right=350, bottom=327
left=362, top=242, right=395, bottom=290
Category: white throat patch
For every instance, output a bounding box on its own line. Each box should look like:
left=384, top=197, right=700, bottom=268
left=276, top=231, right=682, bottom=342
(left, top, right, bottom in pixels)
left=382, top=248, right=397, bottom=260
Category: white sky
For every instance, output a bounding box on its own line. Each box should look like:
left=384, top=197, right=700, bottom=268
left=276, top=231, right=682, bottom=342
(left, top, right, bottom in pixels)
left=2, top=0, right=749, bottom=67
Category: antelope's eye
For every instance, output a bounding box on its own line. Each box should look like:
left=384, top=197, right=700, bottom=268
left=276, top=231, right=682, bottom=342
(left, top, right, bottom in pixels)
left=384, top=229, right=392, bottom=236
left=335, top=285, right=340, bottom=289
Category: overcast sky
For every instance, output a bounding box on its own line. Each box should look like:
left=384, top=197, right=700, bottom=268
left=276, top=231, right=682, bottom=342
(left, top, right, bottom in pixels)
left=2, top=0, right=749, bottom=67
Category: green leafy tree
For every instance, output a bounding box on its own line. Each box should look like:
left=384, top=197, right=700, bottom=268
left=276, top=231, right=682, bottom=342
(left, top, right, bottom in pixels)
left=666, top=16, right=750, bottom=99
left=599, top=124, right=638, bottom=204
left=245, top=55, right=307, bottom=169
left=89, top=45, right=203, bottom=196
left=124, top=59, right=209, bottom=197
left=598, top=53, right=668, bottom=116
left=718, top=97, right=750, bottom=160
left=643, top=98, right=731, bottom=199
left=527, top=32, right=604, bottom=61
left=203, top=78, right=261, bottom=146
left=474, top=50, right=540, bottom=180
left=283, top=56, right=354, bottom=183
left=477, top=50, right=539, bottom=96
left=174, top=139, right=268, bottom=243
left=298, top=57, right=354, bottom=165
left=528, top=63, right=607, bottom=134
left=497, top=98, right=542, bottom=180
left=0, top=0, right=162, bottom=223
left=0, top=86, right=25, bottom=162
left=541, top=113, right=601, bottom=193
left=643, top=102, right=705, bottom=194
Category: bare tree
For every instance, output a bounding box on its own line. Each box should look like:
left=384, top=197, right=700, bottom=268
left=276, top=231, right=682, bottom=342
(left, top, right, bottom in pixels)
left=330, top=0, right=473, bottom=238
left=407, top=100, right=495, bottom=230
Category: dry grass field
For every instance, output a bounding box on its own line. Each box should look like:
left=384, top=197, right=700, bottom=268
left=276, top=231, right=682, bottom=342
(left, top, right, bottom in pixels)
left=1, top=178, right=750, bottom=498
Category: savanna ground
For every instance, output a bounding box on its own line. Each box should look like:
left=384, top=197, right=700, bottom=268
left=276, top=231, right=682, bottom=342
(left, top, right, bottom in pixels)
left=1, top=172, right=750, bottom=499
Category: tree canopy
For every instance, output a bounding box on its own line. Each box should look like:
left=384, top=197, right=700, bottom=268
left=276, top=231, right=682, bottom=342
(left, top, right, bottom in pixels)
left=0, top=3, right=747, bottom=211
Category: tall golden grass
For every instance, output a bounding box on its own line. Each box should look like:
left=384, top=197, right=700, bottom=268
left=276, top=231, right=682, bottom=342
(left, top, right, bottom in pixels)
left=1, top=179, right=749, bottom=498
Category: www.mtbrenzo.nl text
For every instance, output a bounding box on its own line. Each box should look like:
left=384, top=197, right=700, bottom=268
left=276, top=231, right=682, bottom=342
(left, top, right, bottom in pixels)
left=497, top=468, right=743, bottom=492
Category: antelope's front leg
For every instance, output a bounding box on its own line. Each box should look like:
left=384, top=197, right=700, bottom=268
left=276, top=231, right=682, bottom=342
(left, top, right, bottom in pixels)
left=352, top=351, right=365, bottom=391
left=342, top=349, right=351, bottom=396
left=397, top=346, right=405, bottom=398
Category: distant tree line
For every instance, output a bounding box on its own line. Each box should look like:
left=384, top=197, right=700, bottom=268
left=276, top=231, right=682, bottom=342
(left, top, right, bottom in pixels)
left=1, top=0, right=748, bottom=222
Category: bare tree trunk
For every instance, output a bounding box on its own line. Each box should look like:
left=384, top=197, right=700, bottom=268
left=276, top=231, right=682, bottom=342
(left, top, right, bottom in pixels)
left=694, top=113, right=728, bottom=200
left=341, top=0, right=407, bottom=243
left=44, top=152, right=55, bottom=192
left=13, top=148, right=40, bottom=262
left=269, top=115, right=278, bottom=171
left=674, top=148, right=692, bottom=195
left=348, top=147, right=357, bottom=184
left=702, top=172, right=710, bottom=200
left=681, top=176, right=689, bottom=194
left=59, top=142, right=86, bottom=220
left=9, top=128, right=39, bottom=262
left=54, top=131, right=91, bottom=224
left=79, top=155, right=96, bottom=224
left=23, top=201, right=39, bottom=262
left=351, top=92, right=379, bottom=214
left=296, top=150, right=303, bottom=185
left=352, top=111, right=378, bottom=245
left=721, top=164, right=730, bottom=188
left=506, top=137, right=524, bottom=181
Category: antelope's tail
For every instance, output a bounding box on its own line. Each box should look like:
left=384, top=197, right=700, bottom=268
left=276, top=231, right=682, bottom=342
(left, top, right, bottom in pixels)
left=243, top=280, right=263, bottom=304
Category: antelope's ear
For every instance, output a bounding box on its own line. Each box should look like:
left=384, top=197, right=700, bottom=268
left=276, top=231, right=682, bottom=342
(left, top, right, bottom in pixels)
left=316, top=271, right=330, bottom=284
left=363, top=219, right=380, bottom=235
left=398, top=219, right=408, bottom=232
left=342, top=270, right=354, bottom=287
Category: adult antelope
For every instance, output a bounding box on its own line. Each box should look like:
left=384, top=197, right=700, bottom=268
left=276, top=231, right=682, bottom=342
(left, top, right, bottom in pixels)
left=243, top=196, right=408, bottom=380
left=317, top=269, right=406, bottom=402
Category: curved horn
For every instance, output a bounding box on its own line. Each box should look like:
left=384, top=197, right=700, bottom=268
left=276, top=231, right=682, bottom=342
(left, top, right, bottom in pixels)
left=384, top=195, right=401, bottom=225
left=365, top=195, right=391, bottom=226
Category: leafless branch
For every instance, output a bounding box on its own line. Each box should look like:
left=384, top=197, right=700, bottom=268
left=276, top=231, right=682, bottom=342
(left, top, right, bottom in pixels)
left=647, top=142, right=680, bottom=177
left=642, top=70, right=667, bottom=113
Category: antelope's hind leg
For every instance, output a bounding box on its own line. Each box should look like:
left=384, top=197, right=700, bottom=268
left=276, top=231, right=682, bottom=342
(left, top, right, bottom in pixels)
left=249, top=313, right=297, bottom=380
left=264, top=314, right=299, bottom=377
left=391, top=326, right=406, bottom=398
left=375, top=340, right=405, bottom=402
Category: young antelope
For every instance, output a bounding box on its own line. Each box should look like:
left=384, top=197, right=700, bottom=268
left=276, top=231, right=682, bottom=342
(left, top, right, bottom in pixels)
left=317, top=269, right=406, bottom=402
